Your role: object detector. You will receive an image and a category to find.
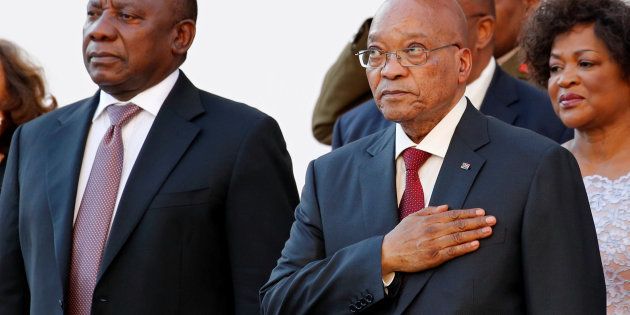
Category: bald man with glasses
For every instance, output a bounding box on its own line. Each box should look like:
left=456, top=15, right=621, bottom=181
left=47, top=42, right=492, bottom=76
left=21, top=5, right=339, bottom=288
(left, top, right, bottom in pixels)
left=261, top=0, right=604, bottom=313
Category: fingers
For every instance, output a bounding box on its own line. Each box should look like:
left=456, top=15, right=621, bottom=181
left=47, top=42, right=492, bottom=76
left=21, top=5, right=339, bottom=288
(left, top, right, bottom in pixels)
left=431, top=208, right=486, bottom=223
left=445, top=215, right=496, bottom=233
left=438, top=240, right=481, bottom=262
left=414, top=204, right=449, bottom=216
left=418, top=210, right=496, bottom=240
left=434, top=225, right=494, bottom=248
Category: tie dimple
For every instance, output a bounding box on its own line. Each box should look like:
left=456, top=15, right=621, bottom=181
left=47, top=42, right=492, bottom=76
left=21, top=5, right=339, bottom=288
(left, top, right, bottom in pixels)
left=67, top=103, right=141, bottom=315
left=399, top=148, right=431, bottom=220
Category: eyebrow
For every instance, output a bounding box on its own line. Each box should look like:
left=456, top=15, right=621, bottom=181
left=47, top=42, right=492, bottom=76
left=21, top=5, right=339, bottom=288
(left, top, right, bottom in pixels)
left=550, top=49, right=598, bottom=58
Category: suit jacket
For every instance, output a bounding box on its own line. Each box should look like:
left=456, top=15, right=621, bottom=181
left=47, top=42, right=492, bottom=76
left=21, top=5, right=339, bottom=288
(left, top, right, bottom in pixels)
left=261, top=102, right=605, bottom=314
left=332, top=65, right=572, bottom=149
left=0, top=72, right=299, bottom=315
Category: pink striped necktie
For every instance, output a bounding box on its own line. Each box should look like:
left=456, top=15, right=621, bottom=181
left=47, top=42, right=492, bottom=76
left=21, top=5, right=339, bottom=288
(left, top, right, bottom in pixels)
left=68, top=104, right=142, bottom=315
left=399, top=148, right=431, bottom=220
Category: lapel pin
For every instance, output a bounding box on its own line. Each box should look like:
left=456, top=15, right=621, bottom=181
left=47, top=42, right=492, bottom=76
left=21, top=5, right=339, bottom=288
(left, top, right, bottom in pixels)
left=460, top=162, right=471, bottom=170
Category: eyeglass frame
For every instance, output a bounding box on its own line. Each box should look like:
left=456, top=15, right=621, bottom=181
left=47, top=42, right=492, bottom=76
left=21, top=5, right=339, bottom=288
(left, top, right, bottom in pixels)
left=355, top=43, right=461, bottom=69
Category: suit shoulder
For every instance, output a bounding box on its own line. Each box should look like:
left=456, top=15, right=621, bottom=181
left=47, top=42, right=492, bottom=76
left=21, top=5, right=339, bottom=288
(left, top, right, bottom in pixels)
left=485, top=115, right=559, bottom=154
left=317, top=127, right=388, bottom=165
left=511, top=76, right=551, bottom=105
left=339, top=99, right=378, bottom=123
left=19, top=97, right=93, bottom=132
left=197, top=89, right=270, bottom=122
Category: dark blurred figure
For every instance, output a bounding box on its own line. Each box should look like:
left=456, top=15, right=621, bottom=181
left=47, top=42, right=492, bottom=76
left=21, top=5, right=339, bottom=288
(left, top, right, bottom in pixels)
left=331, top=0, right=570, bottom=149
left=522, top=0, right=630, bottom=312
left=0, top=39, right=56, bottom=184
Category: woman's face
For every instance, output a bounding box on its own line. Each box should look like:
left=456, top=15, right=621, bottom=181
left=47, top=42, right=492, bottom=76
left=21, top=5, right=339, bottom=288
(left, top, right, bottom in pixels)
left=547, top=23, right=630, bottom=130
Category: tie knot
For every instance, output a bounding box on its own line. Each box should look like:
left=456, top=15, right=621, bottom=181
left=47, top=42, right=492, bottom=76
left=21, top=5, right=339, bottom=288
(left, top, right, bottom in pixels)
left=402, top=148, right=431, bottom=172
left=107, top=103, right=142, bottom=127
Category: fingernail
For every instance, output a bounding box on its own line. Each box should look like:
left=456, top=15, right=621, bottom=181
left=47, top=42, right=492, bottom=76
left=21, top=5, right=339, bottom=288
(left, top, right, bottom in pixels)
left=470, top=241, right=479, bottom=247
left=476, top=209, right=484, bottom=216
left=482, top=227, right=492, bottom=233
left=485, top=216, right=496, bottom=224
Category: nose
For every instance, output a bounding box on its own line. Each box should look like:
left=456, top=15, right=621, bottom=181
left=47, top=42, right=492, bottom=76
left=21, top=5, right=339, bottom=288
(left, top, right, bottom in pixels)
left=379, top=52, right=407, bottom=80
left=556, top=65, right=579, bottom=88
left=84, top=13, right=116, bottom=42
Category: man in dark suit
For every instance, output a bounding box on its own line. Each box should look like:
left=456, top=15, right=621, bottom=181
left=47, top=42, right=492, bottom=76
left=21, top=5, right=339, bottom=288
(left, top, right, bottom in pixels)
left=261, top=0, right=604, bottom=313
left=331, top=0, right=570, bottom=149
left=0, top=0, right=298, bottom=314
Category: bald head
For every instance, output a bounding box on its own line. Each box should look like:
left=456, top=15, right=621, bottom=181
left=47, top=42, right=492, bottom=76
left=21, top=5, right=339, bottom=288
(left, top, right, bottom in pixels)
left=370, top=0, right=468, bottom=48
left=366, top=0, right=473, bottom=142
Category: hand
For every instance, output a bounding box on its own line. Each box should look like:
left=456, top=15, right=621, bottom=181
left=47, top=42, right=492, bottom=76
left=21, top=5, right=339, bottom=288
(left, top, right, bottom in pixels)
left=381, top=205, right=496, bottom=275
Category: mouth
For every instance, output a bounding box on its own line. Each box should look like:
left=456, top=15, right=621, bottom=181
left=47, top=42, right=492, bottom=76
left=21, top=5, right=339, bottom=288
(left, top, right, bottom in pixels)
left=380, top=90, right=411, bottom=99
left=558, top=92, right=585, bottom=108
left=87, top=52, right=121, bottom=64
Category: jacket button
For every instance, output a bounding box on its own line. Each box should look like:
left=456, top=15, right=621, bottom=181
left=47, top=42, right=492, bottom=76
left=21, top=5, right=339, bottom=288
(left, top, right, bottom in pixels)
left=58, top=299, right=64, bottom=310
left=349, top=304, right=358, bottom=312
left=354, top=301, right=364, bottom=309
left=365, top=293, right=374, bottom=303
left=96, top=296, right=108, bottom=303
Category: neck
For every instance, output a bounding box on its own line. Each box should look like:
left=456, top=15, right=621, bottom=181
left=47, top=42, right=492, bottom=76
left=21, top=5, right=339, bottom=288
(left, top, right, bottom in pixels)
left=400, top=93, right=462, bottom=143
left=566, top=116, right=630, bottom=178
left=467, top=53, right=492, bottom=84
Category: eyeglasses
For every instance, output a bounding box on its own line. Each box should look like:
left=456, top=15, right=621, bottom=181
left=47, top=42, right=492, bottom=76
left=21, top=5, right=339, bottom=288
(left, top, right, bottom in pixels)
left=356, top=43, right=460, bottom=69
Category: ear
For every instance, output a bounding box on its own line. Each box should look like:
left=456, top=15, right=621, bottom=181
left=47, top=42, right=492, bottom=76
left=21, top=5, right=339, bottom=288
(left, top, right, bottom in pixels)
left=171, top=19, right=196, bottom=55
left=475, top=16, right=495, bottom=51
left=457, top=47, right=473, bottom=84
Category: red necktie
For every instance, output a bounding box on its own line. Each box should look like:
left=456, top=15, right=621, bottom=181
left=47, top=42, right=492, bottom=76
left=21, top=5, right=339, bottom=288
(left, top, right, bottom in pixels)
left=399, top=148, right=431, bottom=220
left=68, top=104, right=142, bottom=315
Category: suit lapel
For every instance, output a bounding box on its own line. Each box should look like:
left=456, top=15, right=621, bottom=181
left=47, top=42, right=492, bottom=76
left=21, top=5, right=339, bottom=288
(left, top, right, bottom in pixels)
left=479, top=65, right=519, bottom=125
left=394, top=103, right=489, bottom=314
left=98, top=73, right=203, bottom=280
left=46, top=95, right=99, bottom=294
left=358, top=126, right=398, bottom=237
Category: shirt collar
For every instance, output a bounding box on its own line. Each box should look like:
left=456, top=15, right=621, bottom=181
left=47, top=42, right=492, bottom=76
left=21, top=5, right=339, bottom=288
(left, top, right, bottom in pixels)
left=94, top=69, right=180, bottom=122
left=395, top=95, right=467, bottom=160
left=465, top=57, right=496, bottom=110
left=497, top=46, right=520, bottom=65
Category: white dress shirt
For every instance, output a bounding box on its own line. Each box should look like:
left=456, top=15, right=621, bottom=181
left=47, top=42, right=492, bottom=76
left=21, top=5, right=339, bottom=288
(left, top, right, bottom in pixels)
left=73, top=70, right=180, bottom=225
left=464, top=57, right=496, bottom=110
left=383, top=95, right=467, bottom=287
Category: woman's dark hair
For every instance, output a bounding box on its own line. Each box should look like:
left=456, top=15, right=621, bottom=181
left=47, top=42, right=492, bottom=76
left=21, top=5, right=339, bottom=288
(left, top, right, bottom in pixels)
left=521, top=0, right=630, bottom=88
left=0, top=39, right=57, bottom=157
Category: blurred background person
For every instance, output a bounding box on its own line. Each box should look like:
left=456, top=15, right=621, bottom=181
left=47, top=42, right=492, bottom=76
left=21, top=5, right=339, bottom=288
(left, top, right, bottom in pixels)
left=311, top=18, right=372, bottom=145
left=0, top=39, right=56, bottom=185
left=493, top=0, right=540, bottom=80
left=331, top=0, right=570, bottom=149
left=522, top=0, right=630, bottom=313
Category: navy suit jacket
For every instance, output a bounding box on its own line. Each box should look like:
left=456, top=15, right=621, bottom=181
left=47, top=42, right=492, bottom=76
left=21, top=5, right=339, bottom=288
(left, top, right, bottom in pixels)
left=261, top=102, right=605, bottom=314
left=0, top=72, right=299, bottom=315
left=332, top=65, right=572, bottom=149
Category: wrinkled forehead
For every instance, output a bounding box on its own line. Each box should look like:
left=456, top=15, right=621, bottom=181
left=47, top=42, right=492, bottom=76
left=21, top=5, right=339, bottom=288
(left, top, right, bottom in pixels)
left=369, top=0, right=466, bottom=46
left=86, top=0, right=168, bottom=10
